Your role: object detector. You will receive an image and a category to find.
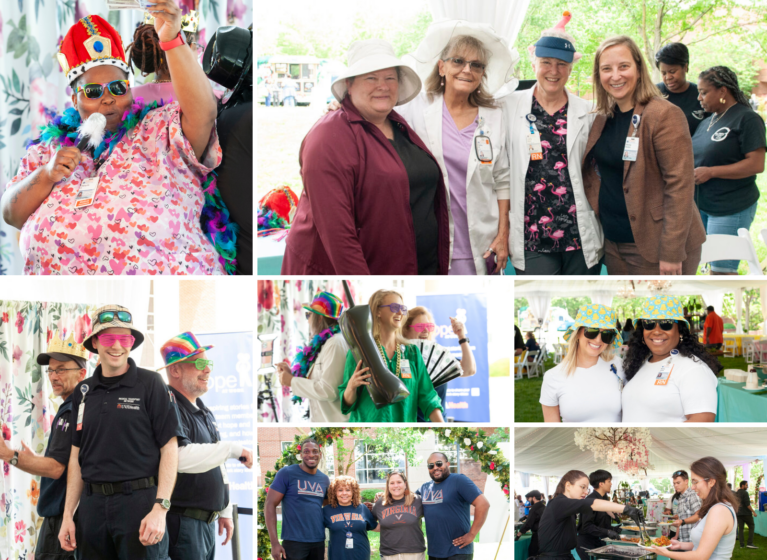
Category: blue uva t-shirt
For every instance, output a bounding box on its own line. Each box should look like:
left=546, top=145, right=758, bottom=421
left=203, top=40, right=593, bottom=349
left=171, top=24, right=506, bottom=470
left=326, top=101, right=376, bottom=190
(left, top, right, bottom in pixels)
left=271, top=464, right=329, bottom=542
left=417, top=473, right=482, bottom=557
left=322, top=504, right=377, bottom=560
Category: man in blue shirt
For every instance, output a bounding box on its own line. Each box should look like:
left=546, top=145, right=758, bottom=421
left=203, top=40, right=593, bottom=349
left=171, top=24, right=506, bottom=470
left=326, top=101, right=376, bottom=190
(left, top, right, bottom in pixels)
left=417, top=452, right=491, bottom=560
left=0, top=332, right=87, bottom=560
left=265, top=438, right=329, bottom=560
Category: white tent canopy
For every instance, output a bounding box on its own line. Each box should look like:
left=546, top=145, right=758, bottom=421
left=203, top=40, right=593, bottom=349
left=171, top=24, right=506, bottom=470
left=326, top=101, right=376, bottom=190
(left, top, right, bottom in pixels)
left=515, top=428, right=767, bottom=481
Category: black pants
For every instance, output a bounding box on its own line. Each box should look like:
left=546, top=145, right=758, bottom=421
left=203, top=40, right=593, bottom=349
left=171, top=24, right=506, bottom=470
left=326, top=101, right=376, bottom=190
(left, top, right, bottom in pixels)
left=77, top=485, right=169, bottom=560
left=527, top=532, right=540, bottom=556
left=516, top=250, right=601, bottom=275
left=167, top=513, right=215, bottom=560
left=35, top=514, right=76, bottom=560
left=737, top=515, right=755, bottom=546
left=282, top=540, right=324, bottom=560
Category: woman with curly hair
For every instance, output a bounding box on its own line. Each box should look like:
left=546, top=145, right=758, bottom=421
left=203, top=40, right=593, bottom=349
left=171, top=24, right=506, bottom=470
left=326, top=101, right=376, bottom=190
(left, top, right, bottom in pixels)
left=371, top=471, right=426, bottom=560
left=323, top=476, right=378, bottom=560
left=622, top=296, right=719, bottom=422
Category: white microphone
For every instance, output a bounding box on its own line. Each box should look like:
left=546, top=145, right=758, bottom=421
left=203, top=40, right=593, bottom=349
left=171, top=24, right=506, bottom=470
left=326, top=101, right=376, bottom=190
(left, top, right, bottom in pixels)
left=75, top=113, right=107, bottom=154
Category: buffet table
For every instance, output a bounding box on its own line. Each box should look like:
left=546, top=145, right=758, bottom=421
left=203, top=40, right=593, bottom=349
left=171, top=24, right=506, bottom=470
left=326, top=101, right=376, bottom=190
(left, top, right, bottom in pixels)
left=757, top=511, right=767, bottom=538
left=716, top=378, right=767, bottom=422
left=257, top=236, right=286, bottom=275
left=514, top=535, right=670, bottom=560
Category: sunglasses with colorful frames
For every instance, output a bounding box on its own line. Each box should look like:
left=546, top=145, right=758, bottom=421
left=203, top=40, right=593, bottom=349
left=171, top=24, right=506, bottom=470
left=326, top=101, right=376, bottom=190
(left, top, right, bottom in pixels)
left=184, top=358, right=213, bottom=370
left=96, top=334, right=135, bottom=348
left=96, top=310, right=132, bottom=325
left=379, top=303, right=407, bottom=314
left=76, top=79, right=130, bottom=99
left=641, top=319, right=677, bottom=331
left=582, top=328, right=617, bottom=345
left=411, top=323, right=436, bottom=333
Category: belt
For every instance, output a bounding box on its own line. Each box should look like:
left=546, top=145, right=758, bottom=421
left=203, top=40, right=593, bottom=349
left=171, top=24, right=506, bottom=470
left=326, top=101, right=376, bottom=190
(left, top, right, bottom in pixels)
left=169, top=505, right=219, bottom=524
left=89, top=477, right=156, bottom=496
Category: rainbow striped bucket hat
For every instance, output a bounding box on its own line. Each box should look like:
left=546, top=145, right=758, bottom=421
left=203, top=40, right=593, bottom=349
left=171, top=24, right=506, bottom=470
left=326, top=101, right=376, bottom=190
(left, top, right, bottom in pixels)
left=158, top=332, right=214, bottom=370
left=303, top=292, right=344, bottom=319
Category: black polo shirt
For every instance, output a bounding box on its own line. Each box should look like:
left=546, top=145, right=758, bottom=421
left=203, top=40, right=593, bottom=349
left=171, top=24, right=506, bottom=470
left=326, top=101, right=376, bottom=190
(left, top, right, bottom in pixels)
left=169, top=386, right=229, bottom=512
left=538, top=494, right=597, bottom=555
left=71, top=359, right=184, bottom=483
left=37, top=394, right=74, bottom=518
left=577, top=491, right=613, bottom=548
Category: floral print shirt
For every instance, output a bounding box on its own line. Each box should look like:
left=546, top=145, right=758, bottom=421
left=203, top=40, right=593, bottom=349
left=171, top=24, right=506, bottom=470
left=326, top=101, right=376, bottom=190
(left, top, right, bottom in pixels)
left=6, top=103, right=224, bottom=275
left=523, top=98, right=581, bottom=253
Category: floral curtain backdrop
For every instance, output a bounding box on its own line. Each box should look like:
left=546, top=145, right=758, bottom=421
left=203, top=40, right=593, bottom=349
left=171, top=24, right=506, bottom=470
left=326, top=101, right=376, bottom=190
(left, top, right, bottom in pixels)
left=0, top=299, right=98, bottom=559
left=257, top=279, right=358, bottom=423
left=0, top=0, right=253, bottom=274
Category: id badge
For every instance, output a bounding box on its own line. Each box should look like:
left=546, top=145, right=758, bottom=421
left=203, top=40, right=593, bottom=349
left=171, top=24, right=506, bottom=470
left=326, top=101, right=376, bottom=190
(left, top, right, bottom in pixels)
left=474, top=135, right=493, bottom=164
left=527, top=130, right=543, bottom=161
left=400, top=360, right=412, bottom=379
left=76, top=402, right=85, bottom=431
left=345, top=537, right=354, bottom=549
left=654, top=364, right=674, bottom=386
left=623, top=137, right=639, bottom=162
left=75, top=177, right=98, bottom=208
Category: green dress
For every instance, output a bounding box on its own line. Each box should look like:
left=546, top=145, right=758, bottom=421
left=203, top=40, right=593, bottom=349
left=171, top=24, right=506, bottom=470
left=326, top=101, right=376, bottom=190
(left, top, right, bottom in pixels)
left=339, top=344, right=443, bottom=422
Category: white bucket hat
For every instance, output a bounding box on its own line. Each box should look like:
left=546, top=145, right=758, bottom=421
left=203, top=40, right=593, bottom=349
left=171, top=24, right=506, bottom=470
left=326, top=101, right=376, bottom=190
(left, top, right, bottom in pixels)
left=331, top=39, right=422, bottom=106
left=407, top=20, right=519, bottom=95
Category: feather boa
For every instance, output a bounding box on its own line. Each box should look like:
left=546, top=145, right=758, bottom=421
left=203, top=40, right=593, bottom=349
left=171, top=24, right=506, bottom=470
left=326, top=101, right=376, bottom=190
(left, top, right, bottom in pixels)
left=290, top=324, right=341, bottom=403
left=28, top=99, right=238, bottom=274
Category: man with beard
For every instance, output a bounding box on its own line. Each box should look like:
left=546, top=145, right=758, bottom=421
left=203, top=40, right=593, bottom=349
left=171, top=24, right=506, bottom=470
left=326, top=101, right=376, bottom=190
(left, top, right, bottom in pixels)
left=417, top=452, right=490, bottom=560
left=265, top=438, right=329, bottom=560
left=576, top=470, right=622, bottom=558
left=0, top=332, right=87, bottom=560
left=516, top=490, right=546, bottom=555
left=160, top=332, right=254, bottom=559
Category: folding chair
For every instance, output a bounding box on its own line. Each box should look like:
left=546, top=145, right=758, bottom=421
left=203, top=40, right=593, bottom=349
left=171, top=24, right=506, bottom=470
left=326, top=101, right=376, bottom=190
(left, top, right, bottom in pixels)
left=722, top=337, right=737, bottom=358
left=699, top=228, right=764, bottom=275
left=743, top=338, right=756, bottom=362
left=514, top=351, right=529, bottom=380
left=553, top=343, right=563, bottom=364
left=528, top=351, right=545, bottom=378
left=524, top=351, right=540, bottom=378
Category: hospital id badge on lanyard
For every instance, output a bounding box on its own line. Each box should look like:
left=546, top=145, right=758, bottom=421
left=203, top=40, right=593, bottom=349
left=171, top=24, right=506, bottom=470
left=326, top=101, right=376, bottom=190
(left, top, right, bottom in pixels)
left=526, top=114, right=543, bottom=161
left=400, top=352, right=412, bottom=379
left=623, top=115, right=640, bottom=162
left=346, top=531, right=354, bottom=549
left=654, top=349, right=677, bottom=386
left=76, top=385, right=89, bottom=431
left=75, top=177, right=98, bottom=208
left=474, top=116, right=493, bottom=165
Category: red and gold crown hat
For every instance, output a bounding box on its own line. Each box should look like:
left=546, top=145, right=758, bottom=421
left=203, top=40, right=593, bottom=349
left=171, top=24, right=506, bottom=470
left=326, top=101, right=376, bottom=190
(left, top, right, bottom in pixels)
left=58, top=15, right=131, bottom=84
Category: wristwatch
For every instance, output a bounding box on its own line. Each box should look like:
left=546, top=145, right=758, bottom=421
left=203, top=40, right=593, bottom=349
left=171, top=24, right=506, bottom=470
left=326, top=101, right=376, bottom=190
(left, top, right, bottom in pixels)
left=680, top=519, right=686, bottom=526
left=458, top=337, right=470, bottom=345
left=10, top=451, right=18, bottom=466
left=159, top=31, right=186, bottom=52
left=155, top=498, right=171, bottom=510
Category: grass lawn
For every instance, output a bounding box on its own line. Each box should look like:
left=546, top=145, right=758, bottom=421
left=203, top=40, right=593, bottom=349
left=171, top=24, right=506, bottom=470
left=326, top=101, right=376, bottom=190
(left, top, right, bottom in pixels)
left=733, top=531, right=767, bottom=559
left=739, top=173, right=767, bottom=274
left=515, top=354, right=748, bottom=422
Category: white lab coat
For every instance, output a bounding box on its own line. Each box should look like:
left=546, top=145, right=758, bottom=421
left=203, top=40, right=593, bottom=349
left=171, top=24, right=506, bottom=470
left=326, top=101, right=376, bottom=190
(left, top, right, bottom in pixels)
left=397, top=92, right=511, bottom=275
left=503, top=86, right=603, bottom=271
left=290, top=335, right=350, bottom=422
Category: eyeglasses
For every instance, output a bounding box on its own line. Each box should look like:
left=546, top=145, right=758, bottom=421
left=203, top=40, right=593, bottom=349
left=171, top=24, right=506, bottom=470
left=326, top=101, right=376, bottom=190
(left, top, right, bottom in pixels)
left=379, top=304, right=407, bottom=314
left=184, top=358, right=213, bottom=371
left=444, top=57, right=486, bottom=74
left=96, top=334, right=135, bottom=348
left=582, top=328, right=617, bottom=345
left=642, top=319, right=677, bottom=331
left=411, top=323, right=436, bottom=333
left=190, top=41, right=204, bottom=54
left=76, top=79, right=130, bottom=100
left=48, top=367, right=82, bottom=376
left=690, top=477, right=710, bottom=486
left=427, top=461, right=446, bottom=469
left=96, top=311, right=132, bottom=325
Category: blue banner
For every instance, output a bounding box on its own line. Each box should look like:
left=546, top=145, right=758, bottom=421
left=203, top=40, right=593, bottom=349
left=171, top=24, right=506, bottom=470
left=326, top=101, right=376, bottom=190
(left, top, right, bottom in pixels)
left=416, top=294, right=489, bottom=422
left=197, top=331, right=253, bottom=560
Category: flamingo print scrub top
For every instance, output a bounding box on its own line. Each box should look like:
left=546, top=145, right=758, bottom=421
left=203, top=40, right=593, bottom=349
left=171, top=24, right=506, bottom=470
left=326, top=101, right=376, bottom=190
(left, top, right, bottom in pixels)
left=7, top=102, right=225, bottom=275
left=523, top=98, right=581, bottom=253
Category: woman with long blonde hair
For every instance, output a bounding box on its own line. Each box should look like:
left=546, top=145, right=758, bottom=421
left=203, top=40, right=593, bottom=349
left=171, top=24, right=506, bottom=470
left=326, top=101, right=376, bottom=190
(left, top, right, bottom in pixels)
left=539, top=304, right=625, bottom=422
left=371, top=471, right=426, bottom=560
left=338, top=289, right=444, bottom=422
left=322, top=476, right=378, bottom=559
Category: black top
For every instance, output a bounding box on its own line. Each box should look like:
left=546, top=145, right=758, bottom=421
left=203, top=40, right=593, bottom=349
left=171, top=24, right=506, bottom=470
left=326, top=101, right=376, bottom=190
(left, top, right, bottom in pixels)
left=518, top=500, right=546, bottom=534
left=525, top=339, right=540, bottom=352
left=170, top=386, right=229, bottom=512
left=692, top=103, right=766, bottom=215
left=71, top=359, right=186, bottom=482
left=38, top=395, right=74, bottom=518
left=657, top=82, right=707, bottom=136
left=538, top=494, right=597, bottom=554
left=389, top=124, right=440, bottom=275
left=515, top=326, right=525, bottom=350
left=591, top=105, right=635, bottom=243
left=736, top=488, right=752, bottom=516
left=577, top=491, right=614, bottom=547
left=216, top=101, right=253, bottom=275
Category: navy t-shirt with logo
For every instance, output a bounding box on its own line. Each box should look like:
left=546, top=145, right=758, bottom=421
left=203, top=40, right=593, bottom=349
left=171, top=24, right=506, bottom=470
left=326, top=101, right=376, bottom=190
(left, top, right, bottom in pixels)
left=322, top=503, right=377, bottom=560
left=416, top=473, right=482, bottom=557
left=692, top=103, right=766, bottom=215
left=271, top=464, right=329, bottom=542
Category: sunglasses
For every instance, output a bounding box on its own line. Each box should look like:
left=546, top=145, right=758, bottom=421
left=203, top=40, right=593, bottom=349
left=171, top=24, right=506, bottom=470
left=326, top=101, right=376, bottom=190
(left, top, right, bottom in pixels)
left=642, top=319, right=677, bottom=331
left=444, top=57, right=486, bottom=74
left=411, top=323, right=436, bottom=333
left=427, top=461, right=446, bottom=469
left=582, top=328, right=617, bottom=345
left=673, top=471, right=687, bottom=478
left=97, top=311, right=132, bottom=325
left=96, top=334, right=135, bottom=348
left=379, top=303, right=407, bottom=314
left=184, top=358, right=213, bottom=371
left=76, top=79, right=130, bottom=100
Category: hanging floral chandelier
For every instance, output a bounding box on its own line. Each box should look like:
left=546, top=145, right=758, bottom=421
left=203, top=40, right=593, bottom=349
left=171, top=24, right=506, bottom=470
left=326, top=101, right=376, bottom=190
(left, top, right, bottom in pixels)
left=574, top=428, right=654, bottom=479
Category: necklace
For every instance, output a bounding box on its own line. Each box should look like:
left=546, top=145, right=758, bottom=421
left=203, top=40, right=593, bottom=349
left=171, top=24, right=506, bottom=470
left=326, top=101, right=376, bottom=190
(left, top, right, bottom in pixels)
left=708, top=103, right=734, bottom=131
left=375, top=336, right=401, bottom=376
left=153, top=79, right=172, bottom=84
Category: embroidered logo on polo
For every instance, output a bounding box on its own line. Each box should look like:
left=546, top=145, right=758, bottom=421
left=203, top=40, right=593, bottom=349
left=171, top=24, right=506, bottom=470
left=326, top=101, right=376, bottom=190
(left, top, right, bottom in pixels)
left=296, top=480, right=325, bottom=496
left=711, top=127, right=730, bottom=142
left=117, top=397, right=141, bottom=410
left=692, top=110, right=705, bottom=120
left=421, top=487, right=444, bottom=504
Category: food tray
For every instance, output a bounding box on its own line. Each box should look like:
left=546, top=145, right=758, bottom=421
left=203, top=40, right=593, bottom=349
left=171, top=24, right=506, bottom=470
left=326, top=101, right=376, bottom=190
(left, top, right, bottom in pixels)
left=585, top=545, right=657, bottom=559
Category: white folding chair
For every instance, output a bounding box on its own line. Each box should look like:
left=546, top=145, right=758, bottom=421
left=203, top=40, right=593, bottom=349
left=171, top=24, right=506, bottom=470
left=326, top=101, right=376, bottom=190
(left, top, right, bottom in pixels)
left=722, top=337, right=737, bottom=358
left=553, top=343, right=563, bottom=364
left=699, top=228, right=764, bottom=275
left=743, top=338, right=756, bottom=362
left=755, top=340, right=767, bottom=363
left=523, top=351, right=540, bottom=378
left=514, top=351, right=529, bottom=380
left=529, top=350, right=546, bottom=378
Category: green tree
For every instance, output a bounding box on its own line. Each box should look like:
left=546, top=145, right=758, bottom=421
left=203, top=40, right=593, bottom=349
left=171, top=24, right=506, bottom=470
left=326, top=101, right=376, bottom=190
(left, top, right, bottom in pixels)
left=650, top=477, right=672, bottom=494
left=550, top=297, right=592, bottom=322
left=334, top=428, right=426, bottom=476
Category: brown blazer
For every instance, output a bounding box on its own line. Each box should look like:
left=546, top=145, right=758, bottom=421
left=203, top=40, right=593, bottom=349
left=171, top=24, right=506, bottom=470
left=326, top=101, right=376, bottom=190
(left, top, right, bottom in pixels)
left=581, top=97, right=706, bottom=264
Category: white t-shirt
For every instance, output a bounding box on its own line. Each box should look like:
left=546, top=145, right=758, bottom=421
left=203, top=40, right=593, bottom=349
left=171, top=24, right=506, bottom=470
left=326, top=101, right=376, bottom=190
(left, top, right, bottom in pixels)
left=539, top=356, right=625, bottom=422
left=621, top=353, right=718, bottom=422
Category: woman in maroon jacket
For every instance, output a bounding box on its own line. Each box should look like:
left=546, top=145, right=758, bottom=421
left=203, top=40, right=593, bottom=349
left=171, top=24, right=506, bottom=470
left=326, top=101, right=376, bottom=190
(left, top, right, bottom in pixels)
left=282, top=39, right=450, bottom=275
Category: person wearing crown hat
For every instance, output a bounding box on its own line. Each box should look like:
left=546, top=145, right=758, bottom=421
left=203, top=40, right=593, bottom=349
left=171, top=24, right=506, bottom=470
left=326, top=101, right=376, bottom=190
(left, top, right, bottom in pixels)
left=276, top=292, right=351, bottom=422
left=59, top=304, right=186, bottom=559
left=1, top=2, right=233, bottom=276
left=0, top=332, right=88, bottom=560
left=540, top=303, right=625, bottom=422
left=159, top=331, right=252, bottom=559
left=622, top=296, right=719, bottom=423
left=505, top=11, right=603, bottom=276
